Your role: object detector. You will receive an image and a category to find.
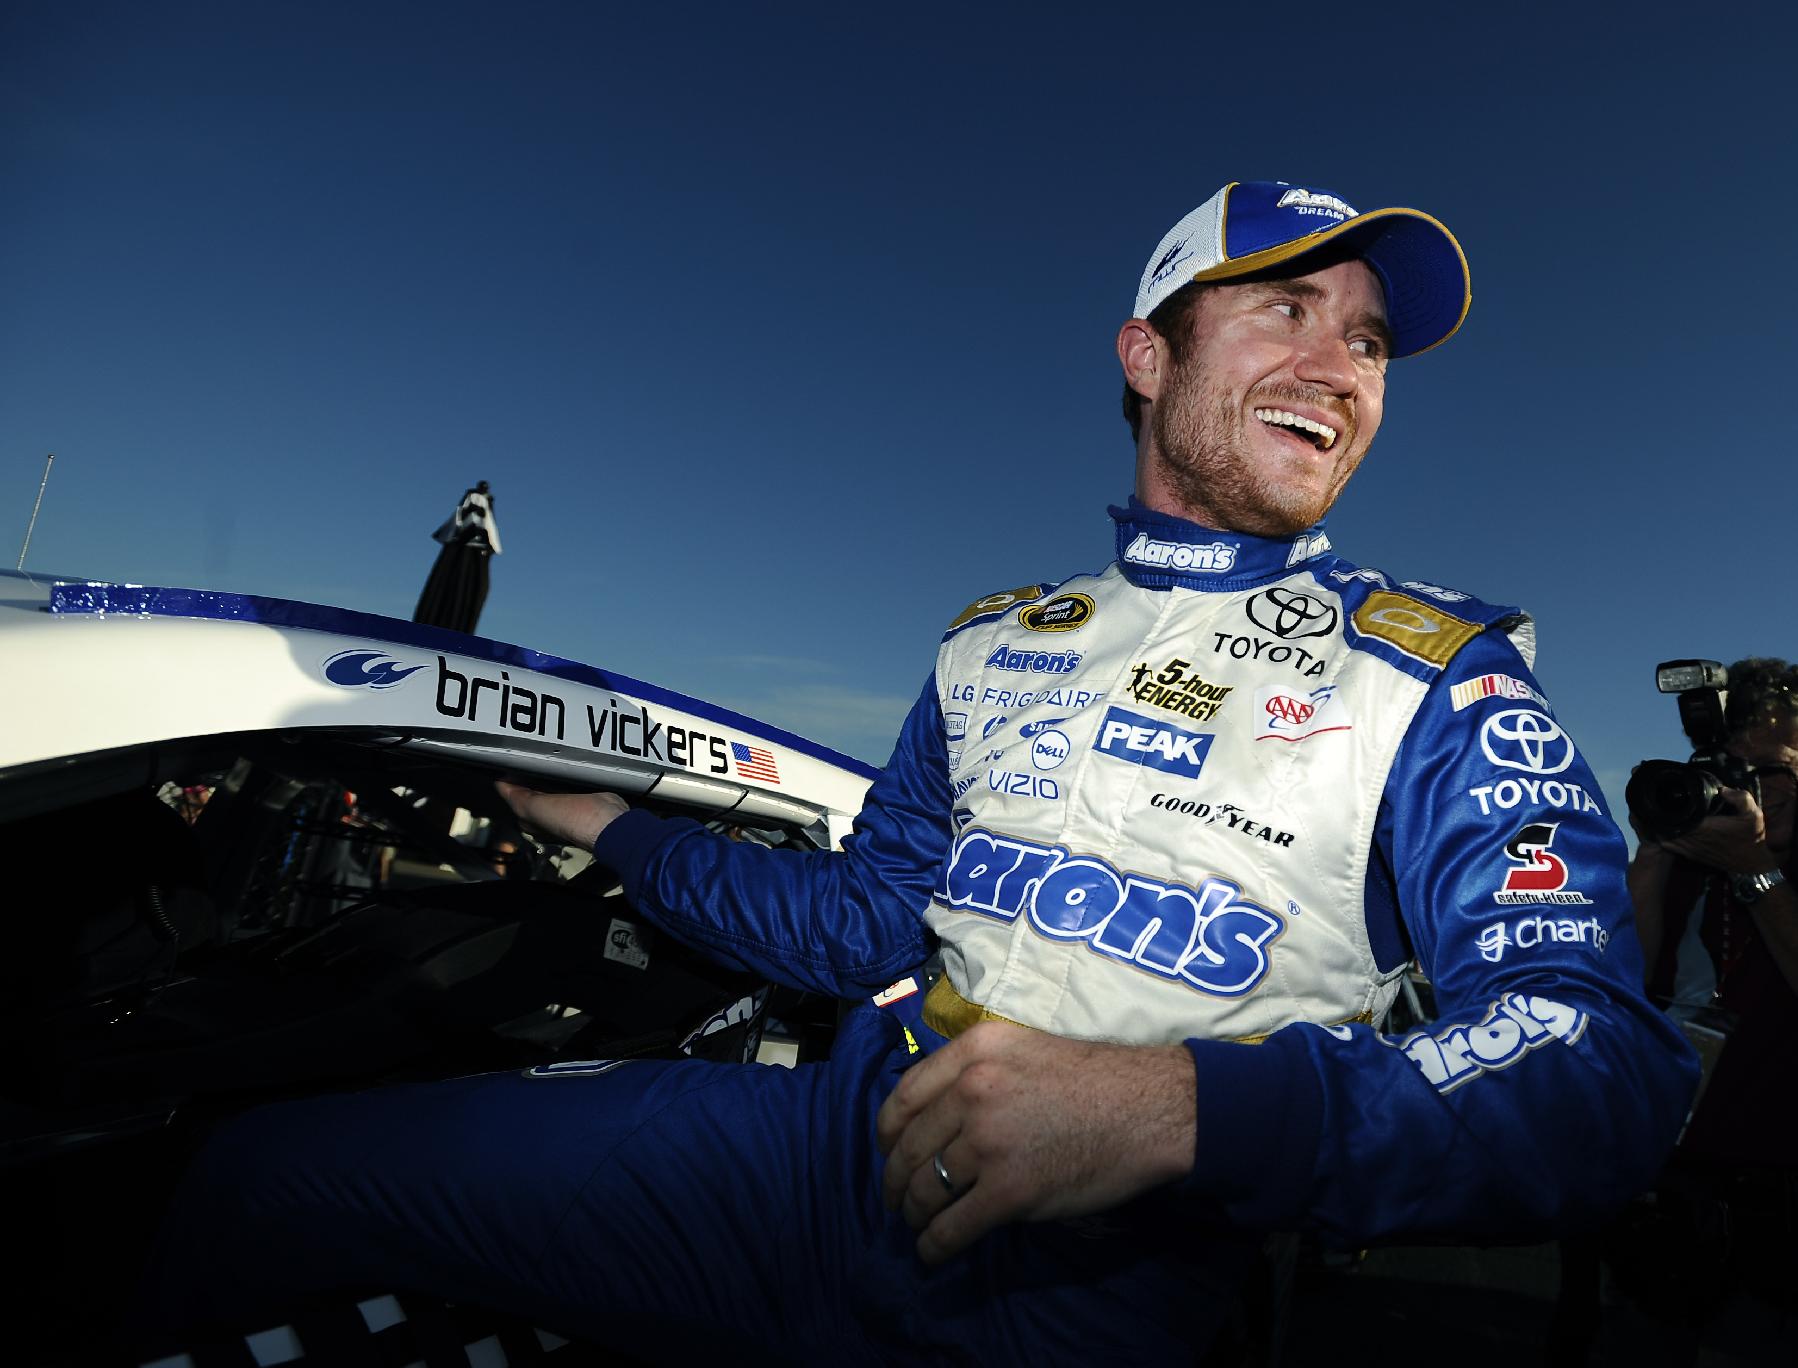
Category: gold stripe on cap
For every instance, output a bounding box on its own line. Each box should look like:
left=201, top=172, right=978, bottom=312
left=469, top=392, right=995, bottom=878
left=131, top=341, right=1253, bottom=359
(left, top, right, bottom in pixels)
left=1187, top=206, right=1472, bottom=355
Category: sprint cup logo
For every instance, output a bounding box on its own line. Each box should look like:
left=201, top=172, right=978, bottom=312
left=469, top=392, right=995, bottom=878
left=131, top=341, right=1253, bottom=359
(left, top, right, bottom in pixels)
left=1018, top=593, right=1095, bottom=633
left=1123, top=533, right=1238, bottom=574
left=1494, top=822, right=1593, bottom=906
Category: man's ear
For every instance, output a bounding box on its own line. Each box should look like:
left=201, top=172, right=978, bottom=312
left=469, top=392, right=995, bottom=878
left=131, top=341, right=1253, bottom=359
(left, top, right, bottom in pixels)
left=1117, top=320, right=1164, bottom=404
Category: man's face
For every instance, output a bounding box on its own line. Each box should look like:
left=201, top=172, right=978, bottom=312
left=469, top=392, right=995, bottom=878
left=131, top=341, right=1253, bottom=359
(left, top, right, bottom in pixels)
left=1147, top=258, right=1390, bottom=537
left=1728, top=716, right=1798, bottom=856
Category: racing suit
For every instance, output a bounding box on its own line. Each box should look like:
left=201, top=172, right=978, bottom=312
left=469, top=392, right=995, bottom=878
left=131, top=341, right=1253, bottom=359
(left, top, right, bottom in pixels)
left=143, top=500, right=1696, bottom=1364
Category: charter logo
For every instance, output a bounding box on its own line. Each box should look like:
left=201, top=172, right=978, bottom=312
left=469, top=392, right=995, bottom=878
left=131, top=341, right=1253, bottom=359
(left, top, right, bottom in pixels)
left=1402, top=994, right=1589, bottom=1094
left=1093, top=706, right=1214, bottom=779
left=1123, top=532, right=1238, bottom=574
left=937, top=828, right=1282, bottom=996
left=1476, top=915, right=1610, bottom=963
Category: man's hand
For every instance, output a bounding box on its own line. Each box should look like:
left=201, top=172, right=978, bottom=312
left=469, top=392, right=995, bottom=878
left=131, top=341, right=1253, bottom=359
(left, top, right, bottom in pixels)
left=1657, top=788, right=1779, bottom=875
left=494, top=781, right=629, bottom=851
left=874, top=1021, right=1195, bottom=1264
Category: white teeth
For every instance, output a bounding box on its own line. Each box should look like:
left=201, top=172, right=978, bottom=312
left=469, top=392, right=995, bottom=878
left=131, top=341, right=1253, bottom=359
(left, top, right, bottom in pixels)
left=1255, top=407, right=1339, bottom=451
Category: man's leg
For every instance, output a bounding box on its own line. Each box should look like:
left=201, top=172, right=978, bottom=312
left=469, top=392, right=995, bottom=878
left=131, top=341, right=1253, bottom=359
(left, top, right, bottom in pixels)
left=135, top=1051, right=874, bottom=1360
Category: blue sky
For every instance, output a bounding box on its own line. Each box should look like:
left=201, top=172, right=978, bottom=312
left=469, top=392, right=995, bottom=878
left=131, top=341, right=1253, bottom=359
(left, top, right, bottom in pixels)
left=3, top=2, right=1792, bottom=822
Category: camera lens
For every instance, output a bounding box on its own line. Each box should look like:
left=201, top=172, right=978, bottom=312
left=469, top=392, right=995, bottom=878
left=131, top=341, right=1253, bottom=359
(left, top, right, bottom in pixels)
left=1625, top=760, right=1724, bottom=842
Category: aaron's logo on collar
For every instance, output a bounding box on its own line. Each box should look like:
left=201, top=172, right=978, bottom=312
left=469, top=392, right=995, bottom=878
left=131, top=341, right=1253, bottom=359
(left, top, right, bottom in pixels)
left=1123, top=532, right=1237, bottom=574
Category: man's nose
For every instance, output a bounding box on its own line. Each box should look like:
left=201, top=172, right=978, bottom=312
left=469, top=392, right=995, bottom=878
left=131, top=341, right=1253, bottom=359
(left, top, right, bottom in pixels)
left=1292, top=333, right=1357, bottom=394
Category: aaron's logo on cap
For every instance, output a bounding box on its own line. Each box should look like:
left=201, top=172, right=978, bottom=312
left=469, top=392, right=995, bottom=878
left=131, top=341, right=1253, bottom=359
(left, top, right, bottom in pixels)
left=1276, top=188, right=1357, bottom=219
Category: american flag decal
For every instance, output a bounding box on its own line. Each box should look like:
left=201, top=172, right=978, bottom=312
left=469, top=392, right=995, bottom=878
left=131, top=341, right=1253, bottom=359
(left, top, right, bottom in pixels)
left=732, top=742, right=781, bottom=784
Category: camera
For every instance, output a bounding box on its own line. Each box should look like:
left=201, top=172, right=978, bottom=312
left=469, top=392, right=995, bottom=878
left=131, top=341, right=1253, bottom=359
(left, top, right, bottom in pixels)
left=1625, top=660, right=1760, bottom=842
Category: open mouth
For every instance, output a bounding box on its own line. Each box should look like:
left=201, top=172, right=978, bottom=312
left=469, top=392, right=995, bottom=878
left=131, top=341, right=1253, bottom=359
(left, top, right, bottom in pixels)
left=1255, top=406, right=1338, bottom=452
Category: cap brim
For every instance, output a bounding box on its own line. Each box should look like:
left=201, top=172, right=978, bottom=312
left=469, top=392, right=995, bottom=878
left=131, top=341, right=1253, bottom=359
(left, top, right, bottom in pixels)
left=1189, top=207, right=1471, bottom=357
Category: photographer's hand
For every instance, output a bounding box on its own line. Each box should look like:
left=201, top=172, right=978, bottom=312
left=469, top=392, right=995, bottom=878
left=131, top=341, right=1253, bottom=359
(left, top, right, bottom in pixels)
left=1658, top=788, right=1778, bottom=876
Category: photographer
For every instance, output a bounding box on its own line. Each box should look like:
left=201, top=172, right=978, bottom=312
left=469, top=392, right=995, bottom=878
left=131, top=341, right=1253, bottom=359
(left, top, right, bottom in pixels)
left=1626, top=655, right=1797, bottom=1331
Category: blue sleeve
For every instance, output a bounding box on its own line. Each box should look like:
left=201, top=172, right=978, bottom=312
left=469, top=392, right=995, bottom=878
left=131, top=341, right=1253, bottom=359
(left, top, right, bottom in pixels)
left=589, top=673, right=953, bottom=998
left=1184, top=630, right=1699, bottom=1245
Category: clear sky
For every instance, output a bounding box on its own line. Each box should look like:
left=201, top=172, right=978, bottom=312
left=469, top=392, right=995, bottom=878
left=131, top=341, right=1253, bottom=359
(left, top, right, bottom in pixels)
left=3, top=2, right=1793, bottom=824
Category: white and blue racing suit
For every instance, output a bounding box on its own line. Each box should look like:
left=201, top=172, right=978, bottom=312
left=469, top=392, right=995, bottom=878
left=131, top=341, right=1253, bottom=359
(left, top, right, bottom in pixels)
left=142, top=500, right=1696, bottom=1363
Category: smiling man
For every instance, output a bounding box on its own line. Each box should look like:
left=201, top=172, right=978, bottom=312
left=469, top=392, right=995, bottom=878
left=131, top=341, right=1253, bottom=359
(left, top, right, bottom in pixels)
left=148, top=181, right=1698, bottom=1364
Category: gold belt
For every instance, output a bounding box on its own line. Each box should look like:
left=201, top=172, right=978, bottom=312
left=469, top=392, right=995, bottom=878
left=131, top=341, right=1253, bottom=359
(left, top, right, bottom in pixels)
left=922, top=974, right=1377, bottom=1044
left=922, top=975, right=1026, bottom=1039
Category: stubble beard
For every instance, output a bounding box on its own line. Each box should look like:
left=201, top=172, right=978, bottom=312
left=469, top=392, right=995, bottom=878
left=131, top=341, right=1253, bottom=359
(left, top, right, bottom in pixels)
left=1149, top=363, right=1362, bottom=538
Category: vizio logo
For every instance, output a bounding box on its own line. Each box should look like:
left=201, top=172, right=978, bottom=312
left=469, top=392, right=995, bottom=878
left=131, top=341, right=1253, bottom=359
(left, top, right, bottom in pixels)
left=937, top=828, right=1283, bottom=996
left=1093, top=706, right=1214, bottom=778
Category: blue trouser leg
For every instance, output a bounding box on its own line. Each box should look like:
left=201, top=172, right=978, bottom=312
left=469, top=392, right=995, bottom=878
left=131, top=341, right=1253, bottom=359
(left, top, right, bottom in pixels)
left=138, top=1005, right=1251, bottom=1363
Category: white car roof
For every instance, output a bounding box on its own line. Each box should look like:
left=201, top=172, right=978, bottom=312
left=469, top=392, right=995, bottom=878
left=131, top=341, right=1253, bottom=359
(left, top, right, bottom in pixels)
left=0, top=569, right=877, bottom=838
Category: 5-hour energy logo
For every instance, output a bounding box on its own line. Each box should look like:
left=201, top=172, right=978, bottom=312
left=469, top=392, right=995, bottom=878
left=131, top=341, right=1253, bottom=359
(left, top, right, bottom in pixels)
left=1127, top=658, right=1233, bottom=722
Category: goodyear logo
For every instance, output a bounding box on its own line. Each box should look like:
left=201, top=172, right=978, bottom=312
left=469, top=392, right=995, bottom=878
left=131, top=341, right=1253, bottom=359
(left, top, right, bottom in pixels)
left=938, top=828, right=1282, bottom=996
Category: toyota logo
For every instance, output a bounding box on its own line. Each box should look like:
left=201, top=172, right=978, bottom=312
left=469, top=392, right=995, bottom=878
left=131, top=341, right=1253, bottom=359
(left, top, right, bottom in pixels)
left=1246, top=587, right=1338, bottom=640
left=1479, top=710, right=1575, bottom=775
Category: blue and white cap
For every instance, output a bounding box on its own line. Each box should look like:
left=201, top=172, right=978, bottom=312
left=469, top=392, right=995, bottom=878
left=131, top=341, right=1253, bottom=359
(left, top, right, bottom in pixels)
left=1133, top=181, right=1471, bottom=357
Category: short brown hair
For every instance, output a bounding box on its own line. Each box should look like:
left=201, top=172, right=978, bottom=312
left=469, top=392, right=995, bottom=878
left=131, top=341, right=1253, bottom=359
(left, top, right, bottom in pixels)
left=1122, top=282, right=1211, bottom=444
left=1725, top=657, right=1798, bottom=735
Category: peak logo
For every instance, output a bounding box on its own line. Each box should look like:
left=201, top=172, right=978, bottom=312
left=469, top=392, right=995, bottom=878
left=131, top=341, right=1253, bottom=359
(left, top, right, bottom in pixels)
left=937, top=828, right=1283, bottom=996
left=1093, top=706, right=1214, bottom=779
left=1123, top=532, right=1237, bottom=574
left=323, top=649, right=426, bottom=690
left=1495, top=822, right=1593, bottom=906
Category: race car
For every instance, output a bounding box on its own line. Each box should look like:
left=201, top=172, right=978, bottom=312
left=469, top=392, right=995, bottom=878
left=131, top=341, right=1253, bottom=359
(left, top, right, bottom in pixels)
left=0, top=568, right=878, bottom=1364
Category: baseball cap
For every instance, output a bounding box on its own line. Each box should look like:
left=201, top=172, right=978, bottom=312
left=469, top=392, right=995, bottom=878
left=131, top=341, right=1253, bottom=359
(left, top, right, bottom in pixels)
left=1133, top=181, right=1471, bottom=357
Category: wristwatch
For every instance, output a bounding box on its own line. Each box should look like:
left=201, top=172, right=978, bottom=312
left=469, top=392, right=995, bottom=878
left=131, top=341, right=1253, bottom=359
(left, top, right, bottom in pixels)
left=1730, top=868, right=1788, bottom=905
